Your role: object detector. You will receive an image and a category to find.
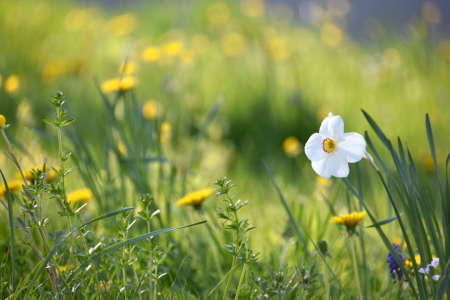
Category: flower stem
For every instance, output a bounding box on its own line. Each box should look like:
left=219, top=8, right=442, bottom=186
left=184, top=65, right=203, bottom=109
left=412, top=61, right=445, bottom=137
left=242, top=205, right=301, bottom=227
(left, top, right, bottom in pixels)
left=235, top=263, right=247, bottom=300
left=350, top=238, right=363, bottom=300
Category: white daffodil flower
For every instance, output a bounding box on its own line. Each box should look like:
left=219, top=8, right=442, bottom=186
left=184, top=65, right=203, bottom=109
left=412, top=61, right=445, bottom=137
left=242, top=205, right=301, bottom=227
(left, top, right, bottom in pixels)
left=305, top=113, right=366, bottom=179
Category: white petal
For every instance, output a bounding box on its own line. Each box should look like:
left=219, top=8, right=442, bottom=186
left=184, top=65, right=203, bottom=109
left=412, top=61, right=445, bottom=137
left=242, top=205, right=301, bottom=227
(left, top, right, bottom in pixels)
left=325, top=152, right=349, bottom=178
left=337, top=132, right=366, bottom=163
left=327, top=115, right=345, bottom=140
left=312, top=158, right=332, bottom=179
left=432, top=275, right=440, bottom=281
left=430, top=258, right=439, bottom=268
left=305, top=133, right=326, bottom=161
left=318, top=114, right=333, bottom=137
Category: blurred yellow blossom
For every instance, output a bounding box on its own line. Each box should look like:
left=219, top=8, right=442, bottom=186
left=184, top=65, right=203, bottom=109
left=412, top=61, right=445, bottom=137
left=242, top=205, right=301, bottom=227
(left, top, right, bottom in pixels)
left=190, top=34, right=211, bottom=55
left=5, top=75, right=20, bottom=95
left=176, top=188, right=214, bottom=209
left=101, top=76, right=136, bottom=93
left=64, top=8, right=99, bottom=31
left=266, top=37, right=291, bottom=62
left=0, top=180, right=23, bottom=199
left=0, top=115, right=6, bottom=128
left=282, top=136, right=302, bottom=157
left=160, top=121, right=172, bottom=144
left=331, top=211, right=366, bottom=236
left=422, top=1, right=441, bottom=24
left=207, top=2, right=230, bottom=25
left=117, top=141, right=127, bottom=155
left=142, top=100, right=164, bottom=120
left=67, top=188, right=93, bottom=203
left=320, top=23, right=343, bottom=47
left=241, top=0, right=265, bottom=18
left=180, top=50, right=195, bottom=65
left=41, top=58, right=84, bottom=84
left=315, top=176, right=331, bottom=188
left=142, top=46, right=162, bottom=63
left=221, top=33, right=246, bottom=57
left=163, top=41, right=184, bottom=57
left=107, top=13, right=139, bottom=36
left=22, top=164, right=58, bottom=183
left=119, top=61, right=137, bottom=75
left=405, top=255, right=422, bottom=269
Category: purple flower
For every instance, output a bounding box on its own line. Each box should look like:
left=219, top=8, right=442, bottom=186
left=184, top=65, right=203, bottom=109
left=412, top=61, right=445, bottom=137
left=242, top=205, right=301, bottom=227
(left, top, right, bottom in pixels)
left=387, top=243, right=404, bottom=281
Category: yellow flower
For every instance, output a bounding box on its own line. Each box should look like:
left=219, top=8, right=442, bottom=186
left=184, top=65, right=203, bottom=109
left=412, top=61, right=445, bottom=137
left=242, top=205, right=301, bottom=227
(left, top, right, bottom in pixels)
left=331, top=211, right=366, bottom=236
left=0, top=115, right=6, bottom=127
left=117, top=140, right=127, bottom=155
left=266, top=37, right=291, bottom=62
left=320, top=23, right=343, bottom=47
left=67, top=188, right=93, bottom=203
left=142, top=100, right=164, bottom=120
left=240, top=0, right=265, bottom=18
left=0, top=180, right=23, bottom=199
left=101, top=76, right=136, bottom=93
left=119, top=61, right=137, bottom=75
left=404, top=255, right=421, bottom=269
left=207, top=2, right=230, bottom=25
left=22, top=164, right=58, bottom=183
left=176, top=188, right=214, bottom=209
left=5, top=75, right=20, bottom=95
left=221, top=33, right=246, bottom=57
left=163, top=41, right=184, bottom=57
left=160, top=121, right=172, bottom=145
left=107, top=13, right=139, bottom=36
left=282, top=136, right=302, bottom=157
left=142, top=46, right=162, bottom=63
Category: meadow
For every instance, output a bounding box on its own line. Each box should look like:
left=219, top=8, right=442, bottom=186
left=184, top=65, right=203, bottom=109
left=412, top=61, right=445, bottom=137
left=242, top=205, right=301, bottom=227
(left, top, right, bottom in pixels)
left=1, top=0, right=450, bottom=298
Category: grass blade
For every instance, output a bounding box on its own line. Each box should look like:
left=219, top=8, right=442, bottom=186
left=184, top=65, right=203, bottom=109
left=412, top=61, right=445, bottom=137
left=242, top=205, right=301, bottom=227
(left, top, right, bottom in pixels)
left=66, top=220, right=207, bottom=283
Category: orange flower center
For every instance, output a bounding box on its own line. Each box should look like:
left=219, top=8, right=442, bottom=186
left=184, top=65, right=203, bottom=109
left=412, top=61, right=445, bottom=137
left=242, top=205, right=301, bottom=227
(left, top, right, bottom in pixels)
left=322, top=138, right=336, bottom=153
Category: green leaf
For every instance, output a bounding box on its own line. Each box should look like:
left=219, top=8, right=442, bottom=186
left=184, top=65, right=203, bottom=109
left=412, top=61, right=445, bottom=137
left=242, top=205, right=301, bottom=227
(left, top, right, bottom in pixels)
left=43, top=119, right=56, bottom=126
left=23, top=207, right=135, bottom=299
left=60, top=118, right=76, bottom=126
left=66, top=220, right=206, bottom=283
left=361, top=110, right=390, bottom=148
left=364, top=213, right=403, bottom=228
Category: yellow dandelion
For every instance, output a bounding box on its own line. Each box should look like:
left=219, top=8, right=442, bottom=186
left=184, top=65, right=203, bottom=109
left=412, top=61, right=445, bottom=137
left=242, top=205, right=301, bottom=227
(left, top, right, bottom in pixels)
left=221, top=33, right=246, bottom=57
left=160, top=121, right=172, bottom=145
left=320, top=23, right=343, bottom=47
left=404, top=255, right=421, bottom=269
left=107, top=13, right=139, bottom=37
left=240, top=0, right=265, bottom=18
left=5, top=75, right=20, bottom=95
left=207, top=2, right=231, bottom=25
left=266, top=38, right=291, bottom=62
left=282, top=136, right=302, bottom=157
left=0, top=180, right=23, bottom=199
left=0, top=115, right=6, bottom=128
left=142, top=46, right=162, bottom=63
left=119, top=61, right=137, bottom=75
left=176, top=188, right=214, bottom=209
left=331, top=211, right=366, bottom=236
left=22, top=164, right=58, bottom=183
left=101, top=76, right=136, bottom=93
left=67, top=188, right=93, bottom=203
left=142, top=100, right=164, bottom=120
left=163, top=41, right=184, bottom=57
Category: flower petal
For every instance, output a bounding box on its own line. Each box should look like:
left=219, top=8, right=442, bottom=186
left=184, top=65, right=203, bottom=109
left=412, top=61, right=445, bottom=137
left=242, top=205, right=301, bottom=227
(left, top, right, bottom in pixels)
left=327, top=115, right=345, bottom=140
left=305, top=133, right=326, bottom=161
left=430, top=258, right=439, bottom=268
left=326, top=152, right=349, bottom=178
left=432, top=275, right=440, bottom=281
left=337, top=132, right=366, bottom=163
left=318, top=113, right=334, bottom=137
left=311, top=157, right=332, bottom=179
left=418, top=268, right=426, bottom=274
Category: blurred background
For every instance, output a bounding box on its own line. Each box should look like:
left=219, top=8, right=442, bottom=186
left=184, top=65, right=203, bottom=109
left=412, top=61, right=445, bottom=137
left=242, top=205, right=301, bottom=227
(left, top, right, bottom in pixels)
left=1, top=0, right=449, bottom=187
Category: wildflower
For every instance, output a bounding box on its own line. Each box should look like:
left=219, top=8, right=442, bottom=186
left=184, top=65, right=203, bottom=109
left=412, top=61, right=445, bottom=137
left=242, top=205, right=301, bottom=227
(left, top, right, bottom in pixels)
left=0, top=115, right=6, bottom=128
left=142, top=100, right=164, bottom=120
left=282, top=136, right=302, bottom=157
left=387, top=243, right=404, bottom=281
left=266, top=38, right=291, bottom=62
left=101, top=76, right=136, bottom=93
left=0, top=180, right=23, bottom=199
left=119, top=61, right=137, bottom=75
left=107, top=13, right=139, bottom=36
left=67, top=188, right=93, bottom=203
left=163, top=41, right=184, bottom=57
left=176, top=188, right=214, bottom=209
left=142, top=46, right=162, bottom=63
left=320, top=23, right=343, bottom=47
left=330, top=211, right=366, bottom=236
left=5, top=75, right=20, bottom=95
left=304, top=112, right=366, bottom=179
left=419, top=258, right=441, bottom=281
left=160, top=121, right=172, bottom=145
left=404, top=254, right=421, bottom=269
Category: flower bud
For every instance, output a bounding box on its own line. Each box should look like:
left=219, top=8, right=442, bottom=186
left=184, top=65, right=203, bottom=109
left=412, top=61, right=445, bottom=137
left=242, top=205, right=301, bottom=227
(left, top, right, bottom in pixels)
left=0, top=115, right=6, bottom=127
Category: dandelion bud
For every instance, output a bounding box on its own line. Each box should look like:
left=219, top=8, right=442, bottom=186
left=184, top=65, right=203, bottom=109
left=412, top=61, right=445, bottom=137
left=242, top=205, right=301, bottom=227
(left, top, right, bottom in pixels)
left=318, top=240, right=328, bottom=254
left=0, top=115, right=6, bottom=127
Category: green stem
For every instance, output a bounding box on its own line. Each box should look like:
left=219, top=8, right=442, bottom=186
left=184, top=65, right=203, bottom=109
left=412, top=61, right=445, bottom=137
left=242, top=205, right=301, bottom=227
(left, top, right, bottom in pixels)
left=234, top=263, right=247, bottom=300
left=322, top=260, right=330, bottom=300
left=350, top=238, right=363, bottom=300
left=147, top=218, right=154, bottom=299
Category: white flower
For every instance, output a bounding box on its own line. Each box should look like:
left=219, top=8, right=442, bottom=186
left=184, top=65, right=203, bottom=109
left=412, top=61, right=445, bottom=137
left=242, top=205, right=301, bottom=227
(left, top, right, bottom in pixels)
left=304, top=113, right=366, bottom=179
left=429, top=258, right=439, bottom=268
left=419, top=258, right=441, bottom=281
